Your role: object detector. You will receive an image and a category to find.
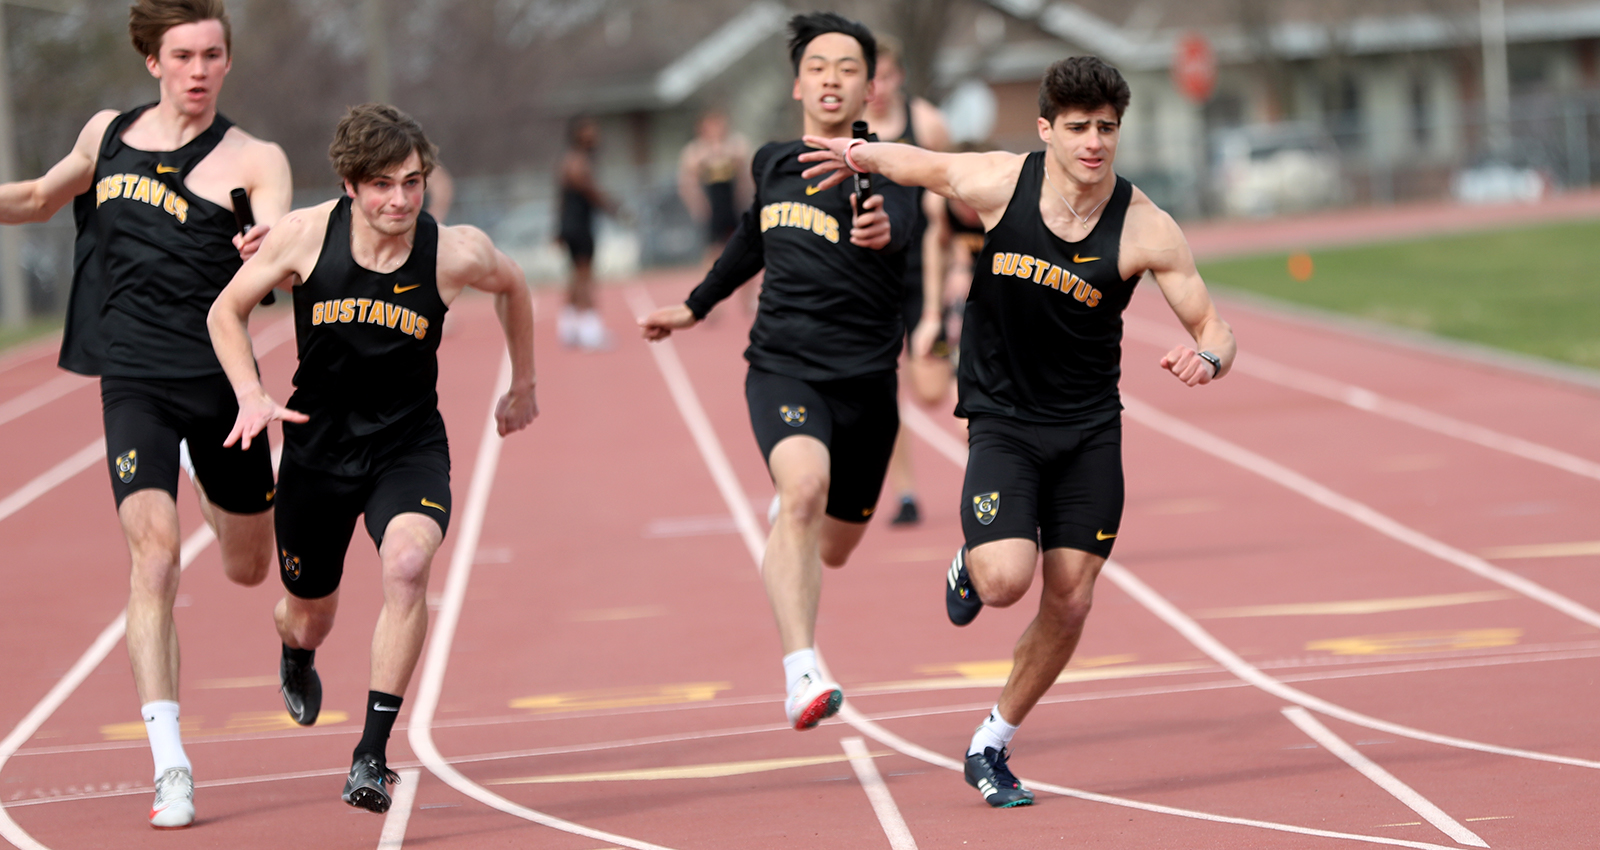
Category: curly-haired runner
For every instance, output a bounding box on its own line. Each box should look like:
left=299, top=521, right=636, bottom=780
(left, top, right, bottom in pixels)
left=801, top=55, right=1236, bottom=808
left=0, top=0, right=291, bottom=829
left=209, top=103, right=537, bottom=814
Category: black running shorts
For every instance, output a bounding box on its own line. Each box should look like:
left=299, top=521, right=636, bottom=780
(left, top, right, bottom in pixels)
left=560, top=230, right=595, bottom=262
left=100, top=374, right=276, bottom=514
left=274, top=439, right=451, bottom=600
left=960, top=415, right=1124, bottom=557
left=745, top=367, right=899, bottom=524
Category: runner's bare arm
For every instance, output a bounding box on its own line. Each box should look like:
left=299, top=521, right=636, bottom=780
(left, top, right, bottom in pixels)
left=797, top=138, right=1020, bottom=229
left=233, top=136, right=293, bottom=261
left=446, top=226, right=537, bottom=436
left=0, top=110, right=116, bottom=224
left=1129, top=202, right=1235, bottom=386
left=209, top=208, right=321, bottom=447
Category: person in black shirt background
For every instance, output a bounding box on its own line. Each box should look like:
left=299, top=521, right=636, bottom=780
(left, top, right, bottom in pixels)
left=557, top=116, right=618, bottom=351
left=640, top=12, right=915, bottom=734
left=0, top=0, right=291, bottom=829
left=801, top=55, right=1236, bottom=808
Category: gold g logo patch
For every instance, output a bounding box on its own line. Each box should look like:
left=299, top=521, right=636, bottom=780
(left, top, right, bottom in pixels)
left=280, top=549, right=302, bottom=581
left=115, top=449, right=137, bottom=484
left=779, top=405, right=807, bottom=427
left=972, top=491, right=999, bottom=526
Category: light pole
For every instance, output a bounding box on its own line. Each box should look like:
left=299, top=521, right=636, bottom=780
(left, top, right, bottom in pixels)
left=364, top=0, right=390, bottom=104
left=1480, top=0, right=1512, bottom=159
left=0, top=0, right=74, bottom=329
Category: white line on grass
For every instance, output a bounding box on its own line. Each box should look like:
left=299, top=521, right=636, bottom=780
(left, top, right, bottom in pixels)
left=1122, top=313, right=1600, bottom=482
left=841, top=737, right=918, bottom=850
left=405, top=355, right=677, bottom=850
left=1281, top=708, right=1487, bottom=847
left=377, top=768, right=422, bottom=849
left=631, top=286, right=1460, bottom=850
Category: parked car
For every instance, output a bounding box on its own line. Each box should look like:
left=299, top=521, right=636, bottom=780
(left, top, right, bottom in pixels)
left=1212, top=123, right=1344, bottom=217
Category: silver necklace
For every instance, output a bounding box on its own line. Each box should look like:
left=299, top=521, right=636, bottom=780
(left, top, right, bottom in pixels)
left=1044, top=161, right=1108, bottom=228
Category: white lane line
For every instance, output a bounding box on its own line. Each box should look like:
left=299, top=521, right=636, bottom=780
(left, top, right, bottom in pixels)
left=377, top=768, right=422, bottom=849
left=0, top=374, right=93, bottom=430
left=0, top=523, right=217, bottom=850
left=1122, top=314, right=1600, bottom=482
left=840, top=737, right=918, bottom=850
left=1120, top=394, right=1600, bottom=632
left=1103, top=560, right=1600, bottom=770
left=405, top=355, right=677, bottom=850
left=1282, top=708, right=1487, bottom=847
left=0, top=439, right=104, bottom=524
left=633, top=288, right=1458, bottom=850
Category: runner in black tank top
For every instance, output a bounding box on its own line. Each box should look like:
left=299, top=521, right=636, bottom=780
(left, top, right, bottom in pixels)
left=210, top=103, right=536, bottom=815
left=0, top=7, right=296, bottom=829
left=798, top=55, right=1236, bottom=809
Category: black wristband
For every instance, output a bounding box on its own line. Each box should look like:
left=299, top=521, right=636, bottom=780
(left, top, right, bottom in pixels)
left=1198, top=350, right=1221, bottom=378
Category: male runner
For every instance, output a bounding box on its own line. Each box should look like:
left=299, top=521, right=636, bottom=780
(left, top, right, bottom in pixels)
left=864, top=36, right=950, bottom=526
left=640, top=12, right=914, bottom=731
left=556, top=116, right=617, bottom=350
left=801, top=55, right=1235, bottom=806
left=0, top=0, right=289, bottom=829
left=208, top=103, right=537, bottom=812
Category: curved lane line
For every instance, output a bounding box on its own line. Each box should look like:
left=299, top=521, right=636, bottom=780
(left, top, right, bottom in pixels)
left=628, top=287, right=1454, bottom=850
left=1122, top=313, right=1600, bottom=482
left=405, top=355, right=677, bottom=850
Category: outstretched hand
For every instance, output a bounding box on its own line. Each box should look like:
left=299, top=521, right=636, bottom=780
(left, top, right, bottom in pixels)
left=224, top=388, right=308, bottom=450
left=1160, top=346, right=1216, bottom=387
left=639, top=303, right=698, bottom=341
left=797, top=135, right=857, bottom=192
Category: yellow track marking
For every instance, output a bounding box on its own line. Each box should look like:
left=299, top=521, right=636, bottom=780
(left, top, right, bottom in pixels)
left=1481, top=540, right=1600, bottom=559
left=1196, top=591, right=1515, bottom=618
left=487, top=751, right=886, bottom=785
left=100, top=710, right=349, bottom=741
left=863, top=657, right=1205, bottom=692
left=510, top=682, right=730, bottom=713
left=1307, top=629, right=1521, bottom=656
left=194, top=675, right=281, bottom=689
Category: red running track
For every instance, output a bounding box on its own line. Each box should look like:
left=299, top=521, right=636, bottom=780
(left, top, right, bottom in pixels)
left=0, top=270, right=1597, bottom=849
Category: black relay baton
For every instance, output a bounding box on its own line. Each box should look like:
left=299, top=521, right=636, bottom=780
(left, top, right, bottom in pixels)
left=851, top=120, right=872, bottom=212
left=230, top=188, right=275, bottom=305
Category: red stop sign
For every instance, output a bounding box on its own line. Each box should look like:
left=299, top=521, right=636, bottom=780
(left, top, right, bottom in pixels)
left=1172, top=32, right=1216, bottom=103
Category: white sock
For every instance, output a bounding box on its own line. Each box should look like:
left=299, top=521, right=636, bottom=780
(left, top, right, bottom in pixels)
left=782, top=648, right=817, bottom=695
left=141, top=701, right=191, bottom=781
left=967, top=705, right=1020, bottom=756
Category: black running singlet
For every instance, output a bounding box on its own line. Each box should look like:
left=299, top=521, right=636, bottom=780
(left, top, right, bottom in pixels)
left=284, top=197, right=448, bottom=476
left=61, top=104, right=241, bottom=378
left=955, top=152, right=1141, bottom=427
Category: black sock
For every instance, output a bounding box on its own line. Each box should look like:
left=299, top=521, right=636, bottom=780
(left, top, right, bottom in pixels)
left=282, top=644, right=314, bottom=668
left=353, top=690, right=403, bottom=763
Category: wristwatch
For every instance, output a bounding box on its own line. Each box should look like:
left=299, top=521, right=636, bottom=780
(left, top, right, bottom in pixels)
left=1197, top=350, right=1221, bottom=378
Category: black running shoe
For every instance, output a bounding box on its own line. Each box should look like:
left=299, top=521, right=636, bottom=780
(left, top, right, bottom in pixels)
left=279, top=654, right=322, bottom=726
left=964, top=747, right=1034, bottom=808
left=890, top=496, right=920, bottom=526
left=946, top=548, right=983, bottom=626
left=342, top=754, right=400, bottom=813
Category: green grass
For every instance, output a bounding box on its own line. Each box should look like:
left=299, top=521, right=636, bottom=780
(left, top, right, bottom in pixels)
left=0, top=316, right=62, bottom=356
left=1196, top=220, right=1600, bottom=371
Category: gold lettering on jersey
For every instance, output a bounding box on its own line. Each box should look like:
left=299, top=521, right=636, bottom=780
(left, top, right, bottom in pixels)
left=311, top=296, right=431, bottom=340
left=990, top=252, right=1103, bottom=308
left=94, top=171, right=189, bottom=223
left=759, top=201, right=840, bottom=244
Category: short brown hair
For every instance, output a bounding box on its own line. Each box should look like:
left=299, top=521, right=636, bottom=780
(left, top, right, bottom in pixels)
left=129, top=0, right=231, bottom=59
left=1038, top=56, right=1130, bottom=122
left=329, top=103, right=438, bottom=186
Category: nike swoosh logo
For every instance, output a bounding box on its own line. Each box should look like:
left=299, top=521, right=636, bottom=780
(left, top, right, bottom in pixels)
left=805, top=185, right=823, bottom=195
left=420, top=498, right=447, bottom=512
left=373, top=703, right=399, bottom=712
left=393, top=283, right=421, bottom=294
left=1073, top=254, right=1100, bottom=263
left=1096, top=530, right=1117, bottom=541
left=155, top=164, right=182, bottom=174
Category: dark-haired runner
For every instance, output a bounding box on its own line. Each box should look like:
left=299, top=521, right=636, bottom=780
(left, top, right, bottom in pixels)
left=0, top=0, right=290, bottom=828
left=640, top=12, right=915, bottom=732
left=209, top=103, right=537, bottom=813
left=801, top=55, right=1235, bottom=807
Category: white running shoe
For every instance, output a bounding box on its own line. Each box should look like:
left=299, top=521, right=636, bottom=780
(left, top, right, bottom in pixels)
left=576, top=309, right=612, bottom=351
left=149, top=766, right=194, bottom=829
left=557, top=305, right=580, bottom=348
left=785, top=672, right=843, bottom=731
